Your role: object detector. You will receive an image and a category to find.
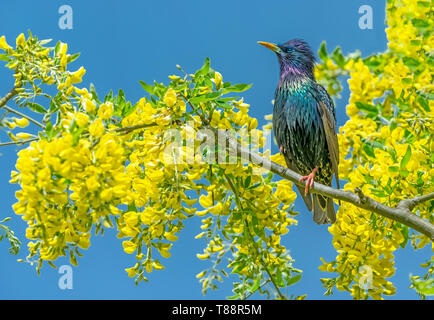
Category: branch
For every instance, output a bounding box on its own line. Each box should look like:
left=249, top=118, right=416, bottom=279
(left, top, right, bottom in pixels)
left=0, top=87, right=18, bottom=108
left=3, top=105, right=45, bottom=129
left=0, top=138, right=39, bottom=147
left=112, top=122, right=157, bottom=134
left=224, top=173, right=286, bottom=300
left=203, top=126, right=434, bottom=241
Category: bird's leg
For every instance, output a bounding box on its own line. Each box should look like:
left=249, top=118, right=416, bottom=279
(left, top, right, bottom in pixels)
left=299, top=167, right=318, bottom=195
left=280, top=145, right=285, bottom=154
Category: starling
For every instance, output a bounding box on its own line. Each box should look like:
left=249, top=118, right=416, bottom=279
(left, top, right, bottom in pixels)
left=258, top=39, right=340, bottom=224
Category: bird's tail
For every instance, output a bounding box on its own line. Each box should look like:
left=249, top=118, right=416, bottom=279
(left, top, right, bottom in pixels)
left=312, top=194, right=336, bottom=225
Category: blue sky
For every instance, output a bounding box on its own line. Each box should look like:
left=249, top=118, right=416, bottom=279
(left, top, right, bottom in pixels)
left=0, top=0, right=431, bottom=300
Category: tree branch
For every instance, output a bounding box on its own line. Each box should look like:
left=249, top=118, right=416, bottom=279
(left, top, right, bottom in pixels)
left=0, top=138, right=39, bottom=147
left=204, top=126, right=434, bottom=241
left=3, top=105, right=45, bottom=129
left=0, top=87, right=18, bottom=108
left=224, top=172, right=286, bottom=300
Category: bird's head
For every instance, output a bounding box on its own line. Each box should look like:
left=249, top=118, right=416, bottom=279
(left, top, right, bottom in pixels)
left=258, top=39, right=316, bottom=79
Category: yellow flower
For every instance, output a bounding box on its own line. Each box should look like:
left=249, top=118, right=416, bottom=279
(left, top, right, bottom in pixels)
left=16, top=132, right=34, bottom=140
left=89, top=118, right=105, bottom=137
left=163, top=88, right=177, bottom=107
left=70, top=67, right=86, bottom=84
left=98, top=102, right=114, bottom=120
left=83, top=99, right=96, bottom=113
left=122, top=240, right=137, bottom=254
left=196, top=252, right=210, bottom=260
left=0, top=36, right=12, bottom=51
left=125, top=267, right=137, bottom=278
left=124, top=211, right=139, bottom=227
left=214, top=71, right=223, bottom=89
left=13, top=118, right=29, bottom=128
left=100, top=188, right=112, bottom=201
left=78, top=234, right=91, bottom=249
left=158, top=244, right=172, bottom=258
left=74, top=112, right=89, bottom=127
left=16, top=33, right=25, bottom=47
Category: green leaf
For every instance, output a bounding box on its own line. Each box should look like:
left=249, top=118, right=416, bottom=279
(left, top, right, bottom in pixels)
left=0, top=54, right=11, bottom=62
left=195, top=57, right=210, bottom=78
left=411, top=18, right=430, bottom=32
left=54, top=41, right=61, bottom=55
left=331, top=46, right=345, bottom=67
left=249, top=275, right=261, bottom=292
left=417, top=1, right=430, bottom=7
left=122, top=101, right=136, bottom=117
left=189, top=91, right=222, bottom=104
left=399, top=169, right=410, bottom=178
left=417, top=96, right=429, bottom=112
left=355, top=102, right=378, bottom=115
left=362, top=143, right=375, bottom=158
left=139, top=80, right=155, bottom=95
left=400, top=145, right=411, bottom=169
left=45, top=121, right=54, bottom=138
left=388, top=166, right=399, bottom=173
left=401, top=77, right=413, bottom=85
left=27, top=102, right=47, bottom=114
left=402, top=57, right=421, bottom=71
left=244, top=175, right=251, bottom=188
left=369, top=188, right=388, bottom=198
left=318, top=41, right=328, bottom=62
left=223, top=83, right=252, bottom=93
left=274, top=271, right=285, bottom=288
left=363, top=56, right=382, bottom=69
left=38, top=39, right=52, bottom=46
left=67, top=53, right=80, bottom=64
left=89, top=83, right=100, bottom=103
left=399, top=224, right=409, bottom=248
left=216, top=97, right=239, bottom=103
left=411, top=277, right=434, bottom=296
left=286, top=274, right=302, bottom=286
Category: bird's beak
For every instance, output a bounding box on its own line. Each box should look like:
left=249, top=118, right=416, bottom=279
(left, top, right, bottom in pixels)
left=257, top=41, right=279, bottom=53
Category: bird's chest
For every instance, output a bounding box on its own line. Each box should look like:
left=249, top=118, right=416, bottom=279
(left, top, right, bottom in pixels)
left=273, top=92, right=328, bottom=174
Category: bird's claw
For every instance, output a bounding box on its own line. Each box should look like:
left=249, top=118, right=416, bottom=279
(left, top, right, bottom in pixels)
left=299, top=168, right=318, bottom=195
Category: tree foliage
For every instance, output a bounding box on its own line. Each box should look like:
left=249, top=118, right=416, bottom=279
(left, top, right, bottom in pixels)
left=315, top=0, right=433, bottom=299
left=0, top=0, right=432, bottom=300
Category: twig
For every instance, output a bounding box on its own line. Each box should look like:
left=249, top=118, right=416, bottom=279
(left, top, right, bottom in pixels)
left=0, top=138, right=39, bottom=147
left=0, top=87, right=18, bottom=108
left=3, top=105, right=45, bottom=129
left=112, top=122, right=156, bottom=134
left=179, top=92, right=209, bottom=125
left=242, top=279, right=271, bottom=300
left=225, top=173, right=286, bottom=300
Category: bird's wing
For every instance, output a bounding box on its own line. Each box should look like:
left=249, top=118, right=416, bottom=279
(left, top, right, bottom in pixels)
left=317, top=90, right=340, bottom=190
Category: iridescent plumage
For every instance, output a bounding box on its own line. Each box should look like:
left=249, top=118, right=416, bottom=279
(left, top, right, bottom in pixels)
left=259, top=39, right=339, bottom=224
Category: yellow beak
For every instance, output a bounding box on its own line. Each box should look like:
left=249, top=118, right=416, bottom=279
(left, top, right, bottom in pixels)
left=257, top=41, right=279, bottom=52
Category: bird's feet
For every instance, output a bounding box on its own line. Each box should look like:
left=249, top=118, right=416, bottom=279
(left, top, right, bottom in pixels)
left=299, top=167, right=318, bottom=195
left=280, top=145, right=285, bottom=154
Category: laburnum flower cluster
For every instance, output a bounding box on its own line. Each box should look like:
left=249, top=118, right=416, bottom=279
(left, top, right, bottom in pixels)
left=315, top=0, right=433, bottom=299
left=1, top=35, right=303, bottom=299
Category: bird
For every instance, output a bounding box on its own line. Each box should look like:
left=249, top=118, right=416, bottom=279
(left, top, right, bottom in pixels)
left=258, top=39, right=340, bottom=224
